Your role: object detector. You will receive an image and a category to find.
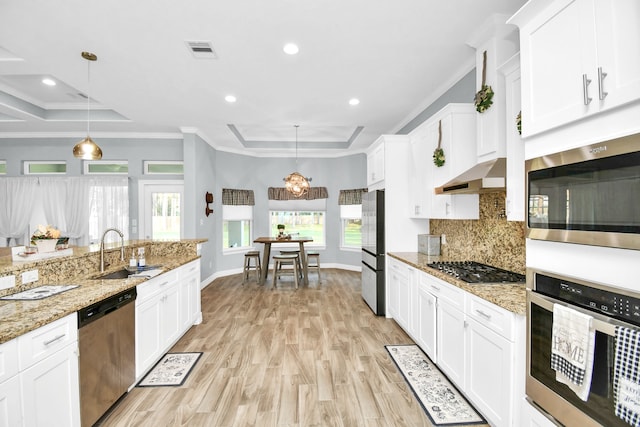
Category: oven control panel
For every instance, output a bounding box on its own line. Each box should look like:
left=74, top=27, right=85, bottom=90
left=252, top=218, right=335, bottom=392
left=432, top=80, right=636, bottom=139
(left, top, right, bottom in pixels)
left=535, top=273, right=640, bottom=326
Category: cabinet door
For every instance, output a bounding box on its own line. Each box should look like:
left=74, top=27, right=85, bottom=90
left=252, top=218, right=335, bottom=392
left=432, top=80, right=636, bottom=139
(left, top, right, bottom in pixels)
left=367, top=144, right=385, bottom=186
left=520, top=0, right=595, bottom=136
left=503, top=56, right=525, bottom=221
left=466, top=317, right=513, bottom=427
left=180, top=261, right=201, bottom=328
left=161, top=284, right=182, bottom=350
left=0, top=376, right=21, bottom=427
left=594, top=0, right=640, bottom=111
left=408, top=124, right=433, bottom=218
left=135, top=295, right=163, bottom=378
left=21, top=343, right=80, bottom=427
left=437, top=299, right=466, bottom=389
left=415, top=283, right=437, bottom=362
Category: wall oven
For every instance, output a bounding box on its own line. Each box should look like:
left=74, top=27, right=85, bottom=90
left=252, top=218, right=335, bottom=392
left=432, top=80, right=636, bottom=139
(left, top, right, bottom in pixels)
left=525, top=133, right=640, bottom=250
left=527, top=268, right=640, bottom=427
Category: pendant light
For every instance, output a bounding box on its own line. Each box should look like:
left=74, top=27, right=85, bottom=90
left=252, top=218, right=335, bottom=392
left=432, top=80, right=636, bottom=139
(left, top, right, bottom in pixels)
left=283, top=125, right=311, bottom=198
left=73, top=51, right=103, bottom=160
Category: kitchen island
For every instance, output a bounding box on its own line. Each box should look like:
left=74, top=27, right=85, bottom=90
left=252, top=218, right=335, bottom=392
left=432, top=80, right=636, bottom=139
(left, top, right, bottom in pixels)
left=0, top=239, right=205, bottom=344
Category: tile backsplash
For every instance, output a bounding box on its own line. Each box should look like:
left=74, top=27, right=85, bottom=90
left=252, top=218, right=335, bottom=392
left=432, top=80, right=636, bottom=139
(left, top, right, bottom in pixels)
left=429, top=192, right=526, bottom=274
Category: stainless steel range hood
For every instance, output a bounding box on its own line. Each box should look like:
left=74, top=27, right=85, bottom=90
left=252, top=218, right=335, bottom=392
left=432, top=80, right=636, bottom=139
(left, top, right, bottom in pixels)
left=435, top=157, right=506, bottom=195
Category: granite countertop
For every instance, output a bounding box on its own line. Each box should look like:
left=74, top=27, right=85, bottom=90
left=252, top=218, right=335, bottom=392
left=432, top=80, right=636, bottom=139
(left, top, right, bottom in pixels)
left=388, top=252, right=527, bottom=316
left=0, top=253, right=200, bottom=344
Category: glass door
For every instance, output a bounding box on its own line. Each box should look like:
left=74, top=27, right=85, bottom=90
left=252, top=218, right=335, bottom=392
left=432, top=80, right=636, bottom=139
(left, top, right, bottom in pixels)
left=139, top=181, right=184, bottom=240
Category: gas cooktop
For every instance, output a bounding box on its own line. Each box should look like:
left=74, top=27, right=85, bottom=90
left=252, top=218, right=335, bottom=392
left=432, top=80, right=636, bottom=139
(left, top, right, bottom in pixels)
left=427, top=261, right=525, bottom=284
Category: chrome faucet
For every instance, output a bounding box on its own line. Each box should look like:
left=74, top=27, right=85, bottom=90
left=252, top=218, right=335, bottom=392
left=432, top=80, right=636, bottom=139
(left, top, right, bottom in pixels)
left=100, top=228, right=125, bottom=272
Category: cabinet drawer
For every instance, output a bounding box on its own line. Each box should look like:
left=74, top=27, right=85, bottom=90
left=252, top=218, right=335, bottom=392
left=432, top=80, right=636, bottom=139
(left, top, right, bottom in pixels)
left=388, top=259, right=409, bottom=280
left=420, top=273, right=464, bottom=310
left=136, top=269, right=178, bottom=301
left=179, top=259, right=200, bottom=279
left=18, top=313, right=77, bottom=370
left=0, top=338, right=19, bottom=383
left=466, top=294, right=514, bottom=341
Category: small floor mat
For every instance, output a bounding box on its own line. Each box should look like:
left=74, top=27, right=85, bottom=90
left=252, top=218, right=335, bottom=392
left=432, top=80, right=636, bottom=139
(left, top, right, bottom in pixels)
left=385, top=345, right=486, bottom=426
left=137, top=352, right=202, bottom=387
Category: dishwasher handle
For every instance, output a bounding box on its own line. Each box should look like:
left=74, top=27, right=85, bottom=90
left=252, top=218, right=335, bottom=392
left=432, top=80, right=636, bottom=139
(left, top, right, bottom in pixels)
left=78, top=287, right=137, bottom=328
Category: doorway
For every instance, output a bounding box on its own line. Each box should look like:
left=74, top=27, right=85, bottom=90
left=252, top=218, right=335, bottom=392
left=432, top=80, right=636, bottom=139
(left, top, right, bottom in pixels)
left=138, top=181, right=184, bottom=240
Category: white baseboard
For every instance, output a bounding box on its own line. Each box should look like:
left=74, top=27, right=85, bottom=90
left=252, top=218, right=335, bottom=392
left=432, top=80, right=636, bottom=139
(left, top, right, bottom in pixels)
left=200, top=263, right=362, bottom=289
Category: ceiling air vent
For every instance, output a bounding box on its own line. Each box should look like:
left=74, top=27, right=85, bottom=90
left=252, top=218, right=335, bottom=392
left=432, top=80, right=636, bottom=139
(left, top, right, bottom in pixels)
left=185, top=41, right=217, bottom=59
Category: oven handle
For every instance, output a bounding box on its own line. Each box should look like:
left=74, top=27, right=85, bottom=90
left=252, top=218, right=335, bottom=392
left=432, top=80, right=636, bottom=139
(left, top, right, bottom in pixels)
left=528, top=290, right=622, bottom=337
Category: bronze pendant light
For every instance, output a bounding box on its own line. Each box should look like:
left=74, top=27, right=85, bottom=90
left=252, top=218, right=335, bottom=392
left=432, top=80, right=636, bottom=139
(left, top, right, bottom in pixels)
left=73, top=51, right=103, bottom=160
left=283, top=125, right=311, bottom=198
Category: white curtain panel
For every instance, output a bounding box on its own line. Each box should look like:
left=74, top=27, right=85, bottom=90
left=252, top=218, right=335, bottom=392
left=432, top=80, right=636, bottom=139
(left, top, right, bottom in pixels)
left=89, top=177, right=129, bottom=244
left=40, top=177, right=92, bottom=246
left=39, top=177, right=68, bottom=235
left=0, top=177, right=39, bottom=246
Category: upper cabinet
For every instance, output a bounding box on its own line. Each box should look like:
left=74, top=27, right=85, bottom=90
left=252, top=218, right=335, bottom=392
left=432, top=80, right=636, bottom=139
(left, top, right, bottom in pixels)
left=407, top=122, right=433, bottom=219
left=509, top=0, right=640, bottom=137
left=367, top=142, right=385, bottom=188
left=501, top=54, right=525, bottom=221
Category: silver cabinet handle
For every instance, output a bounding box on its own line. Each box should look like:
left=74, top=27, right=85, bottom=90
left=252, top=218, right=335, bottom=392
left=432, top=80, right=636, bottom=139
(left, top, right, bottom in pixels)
left=598, top=67, right=608, bottom=100
left=43, top=334, right=66, bottom=346
left=475, top=309, right=492, bottom=320
left=431, top=285, right=440, bottom=292
left=159, top=281, right=169, bottom=287
left=583, top=74, right=592, bottom=105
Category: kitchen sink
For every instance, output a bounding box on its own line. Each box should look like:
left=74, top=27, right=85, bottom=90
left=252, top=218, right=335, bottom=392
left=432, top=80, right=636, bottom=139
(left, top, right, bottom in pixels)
left=94, top=265, right=163, bottom=280
left=95, top=269, right=132, bottom=280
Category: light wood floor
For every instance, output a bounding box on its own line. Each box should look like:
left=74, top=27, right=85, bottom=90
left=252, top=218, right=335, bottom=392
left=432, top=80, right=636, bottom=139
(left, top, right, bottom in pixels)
left=102, top=269, right=487, bottom=427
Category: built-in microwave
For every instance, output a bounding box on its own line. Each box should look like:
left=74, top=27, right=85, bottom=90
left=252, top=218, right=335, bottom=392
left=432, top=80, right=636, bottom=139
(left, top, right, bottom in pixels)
left=525, top=133, right=640, bottom=250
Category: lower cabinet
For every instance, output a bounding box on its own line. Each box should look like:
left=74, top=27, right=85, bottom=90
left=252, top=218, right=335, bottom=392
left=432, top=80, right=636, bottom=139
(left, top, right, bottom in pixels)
left=388, top=259, right=525, bottom=427
left=135, top=261, right=202, bottom=380
left=0, top=313, right=81, bottom=427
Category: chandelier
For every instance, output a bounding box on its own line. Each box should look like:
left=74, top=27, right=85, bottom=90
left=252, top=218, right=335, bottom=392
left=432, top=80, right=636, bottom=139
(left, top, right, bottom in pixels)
left=73, top=51, right=103, bottom=160
left=283, top=125, right=311, bottom=198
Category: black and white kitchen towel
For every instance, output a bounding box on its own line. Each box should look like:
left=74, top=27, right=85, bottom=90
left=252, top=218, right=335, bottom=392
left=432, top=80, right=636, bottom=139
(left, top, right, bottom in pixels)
left=614, top=326, right=640, bottom=426
left=551, top=303, right=595, bottom=401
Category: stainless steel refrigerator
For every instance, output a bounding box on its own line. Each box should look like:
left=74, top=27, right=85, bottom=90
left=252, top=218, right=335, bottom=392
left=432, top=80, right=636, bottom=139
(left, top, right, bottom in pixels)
left=361, top=189, right=385, bottom=315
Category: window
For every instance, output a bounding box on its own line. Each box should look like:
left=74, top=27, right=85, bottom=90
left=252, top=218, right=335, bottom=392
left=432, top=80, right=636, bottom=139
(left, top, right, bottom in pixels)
left=144, top=161, right=184, bottom=175
left=0, top=161, right=6, bottom=174
left=88, top=178, right=129, bottom=244
left=223, top=205, right=253, bottom=250
left=269, top=211, right=325, bottom=245
left=24, top=161, right=66, bottom=175
left=84, top=160, right=128, bottom=174
left=340, top=204, right=362, bottom=249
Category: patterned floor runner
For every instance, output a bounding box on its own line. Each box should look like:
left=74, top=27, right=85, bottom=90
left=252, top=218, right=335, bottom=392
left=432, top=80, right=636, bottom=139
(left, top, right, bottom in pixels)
left=386, top=345, right=486, bottom=426
left=137, top=352, right=202, bottom=387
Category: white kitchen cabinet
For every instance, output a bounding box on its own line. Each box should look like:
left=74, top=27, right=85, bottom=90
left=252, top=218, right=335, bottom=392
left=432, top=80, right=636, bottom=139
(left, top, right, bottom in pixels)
left=430, top=193, right=479, bottom=220
left=18, top=313, right=80, bottom=427
left=407, top=122, right=433, bottom=218
left=501, top=53, right=525, bottom=221
left=366, top=141, right=385, bottom=188
left=387, top=258, right=410, bottom=331
left=510, top=0, right=640, bottom=137
left=521, top=398, right=558, bottom=427
left=414, top=275, right=437, bottom=362
left=135, top=269, right=182, bottom=379
left=179, top=259, right=202, bottom=331
left=0, top=375, right=21, bottom=427
left=437, top=298, right=466, bottom=389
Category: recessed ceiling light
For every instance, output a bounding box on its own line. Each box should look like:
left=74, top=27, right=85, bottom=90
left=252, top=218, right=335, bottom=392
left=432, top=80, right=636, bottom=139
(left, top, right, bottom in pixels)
left=42, top=78, right=56, bottom=86
left=225, top=95, right=237, bottom=103
left=283, top=43, right=299, bottom=55
left=349, top=98, right=360, bottom=106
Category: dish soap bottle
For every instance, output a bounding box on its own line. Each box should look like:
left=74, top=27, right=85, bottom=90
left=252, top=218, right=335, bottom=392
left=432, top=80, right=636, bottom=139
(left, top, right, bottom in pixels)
left=129, top=250, right=137, bottom=268
left=137, top=247, right=146, bottom=268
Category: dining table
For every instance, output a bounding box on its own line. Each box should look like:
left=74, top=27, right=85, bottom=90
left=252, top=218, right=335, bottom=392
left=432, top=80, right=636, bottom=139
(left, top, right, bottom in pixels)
left=253, top=236, right=313, bottom=286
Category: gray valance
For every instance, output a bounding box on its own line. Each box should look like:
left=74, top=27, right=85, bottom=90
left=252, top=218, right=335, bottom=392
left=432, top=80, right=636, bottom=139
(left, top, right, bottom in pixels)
left=268, top=187, right=328, bottom=201
left=338, top=188, right=368, bottom=205
left=222, top=188, right=255, bottom=206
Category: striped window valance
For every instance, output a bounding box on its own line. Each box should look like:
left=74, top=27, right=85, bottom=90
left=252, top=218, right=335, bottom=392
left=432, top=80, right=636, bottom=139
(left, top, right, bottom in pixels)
left=268, top=187, right=328, bottom=201
left=338, top=188, right=368, bottom=205
left=222, top=188, right=255, bottom=206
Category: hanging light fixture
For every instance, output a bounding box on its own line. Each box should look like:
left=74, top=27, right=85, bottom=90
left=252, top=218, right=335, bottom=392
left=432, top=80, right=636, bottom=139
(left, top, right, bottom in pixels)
left=283, top=125, right=311, bottom=198
left=73, top=51, right=103, bottom=160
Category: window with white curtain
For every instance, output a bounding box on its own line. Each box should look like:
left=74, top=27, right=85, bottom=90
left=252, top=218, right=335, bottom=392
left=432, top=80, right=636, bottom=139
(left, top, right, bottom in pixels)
left=222, top=205, right=253, bottom=251
left=88, top=177, right=129, bottom=244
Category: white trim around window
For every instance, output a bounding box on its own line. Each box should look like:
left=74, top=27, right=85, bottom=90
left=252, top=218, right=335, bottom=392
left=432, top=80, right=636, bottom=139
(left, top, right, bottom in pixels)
left=143, top=161, right=184, bottom=175
left=23, top=161, right=66, bottom=175
left=83, top=160, right=129, bottom=175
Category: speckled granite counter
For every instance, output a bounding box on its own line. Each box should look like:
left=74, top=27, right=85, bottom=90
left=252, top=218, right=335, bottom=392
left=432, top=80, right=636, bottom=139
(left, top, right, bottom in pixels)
left=388, top=252, right=527, bottom=316
left=0, top=239, right=205, bottom=344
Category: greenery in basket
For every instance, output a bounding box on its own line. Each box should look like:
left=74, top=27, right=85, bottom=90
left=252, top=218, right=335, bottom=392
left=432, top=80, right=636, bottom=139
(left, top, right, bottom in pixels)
left=516, top=111, right=522, bottom=135
left=433, top=147, right=445, bottom=167
left=474, top=85, right=494, bottom=113
left=31, top=224, right=61, bottom=245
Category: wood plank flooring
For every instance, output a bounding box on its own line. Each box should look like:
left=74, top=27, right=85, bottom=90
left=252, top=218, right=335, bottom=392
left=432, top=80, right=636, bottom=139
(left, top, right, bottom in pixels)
left=101, top=269, right=488, bottom=427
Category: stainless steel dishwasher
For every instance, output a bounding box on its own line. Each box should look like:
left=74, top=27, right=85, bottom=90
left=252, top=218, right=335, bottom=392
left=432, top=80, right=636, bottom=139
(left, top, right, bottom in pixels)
left=78, top=288, right=136, bottom=427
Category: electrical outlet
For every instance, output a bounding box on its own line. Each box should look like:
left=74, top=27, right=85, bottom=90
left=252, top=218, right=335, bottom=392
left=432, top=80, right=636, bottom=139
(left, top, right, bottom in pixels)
left=441, top=234, right=447, bottom=245
left=22, top=269, right=39, bottom=284
left=0, top=275, right=15, bottom=291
